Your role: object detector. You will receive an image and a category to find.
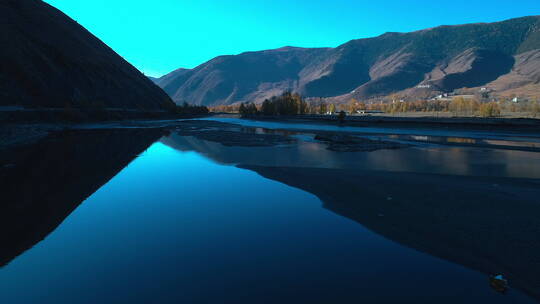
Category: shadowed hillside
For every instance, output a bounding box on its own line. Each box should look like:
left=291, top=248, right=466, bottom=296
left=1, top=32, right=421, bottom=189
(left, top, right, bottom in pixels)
left=155, top=16, right=540, bottom=106
left=0, top=0, right=174, bottom=110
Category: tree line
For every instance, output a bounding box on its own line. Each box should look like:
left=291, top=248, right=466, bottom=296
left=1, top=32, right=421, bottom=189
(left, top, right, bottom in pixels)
left=239, top=92, right=308, bottom=116
left=215, top=94, right=540, bottom=118
left=172, top=102, right=209, bottom=115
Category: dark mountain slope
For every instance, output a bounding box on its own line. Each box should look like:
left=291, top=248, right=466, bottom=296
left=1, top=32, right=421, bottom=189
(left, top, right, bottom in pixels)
left=0, top=0, right=174, bottom=110
left=156, top=16, right=540, bottom=105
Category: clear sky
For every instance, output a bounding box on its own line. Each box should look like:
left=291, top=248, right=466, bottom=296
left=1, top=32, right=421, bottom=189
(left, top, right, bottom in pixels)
left=44, top=0, right=539, bottom=77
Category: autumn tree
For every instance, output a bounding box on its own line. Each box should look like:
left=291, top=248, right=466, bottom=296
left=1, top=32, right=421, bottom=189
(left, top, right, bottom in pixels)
left=529, top=99, right=540, bottom=117
left=479, top=102, right=501, bottom=118
left=319, top=102, right=327, bottom=114
left=256, top=92, right=309, bottom=116
left=239, top=102, right=258, bottom=116
left=348, top=98, right=358, bottom=113
left=329, top=103, right=336, bottom=114
left=357, top=101, right=366, bottom=111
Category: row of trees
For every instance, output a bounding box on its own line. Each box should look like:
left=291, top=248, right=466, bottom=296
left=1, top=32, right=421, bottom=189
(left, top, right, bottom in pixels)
left=173, top=102, right=209, bottom=115
left=355, top=98, right=540, bottom=118
left=240, top=92, right=309, bottom=116
left=367, top=98, right=502, bottom=117
left=221, top=94, right=540, bottom=118
left=238, top=102, right=258, bottom=115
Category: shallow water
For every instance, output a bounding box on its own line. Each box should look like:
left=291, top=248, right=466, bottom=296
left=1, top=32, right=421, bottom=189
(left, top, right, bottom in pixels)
left=201, top=116, right=540, bottom=142
left=164, top=131, right=540, bottom=179
left=0, top=132, right=537, bottom=303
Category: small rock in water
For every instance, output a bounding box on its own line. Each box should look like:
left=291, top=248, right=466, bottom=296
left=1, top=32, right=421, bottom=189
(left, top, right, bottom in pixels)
left=3, top=164, right=16, bottom=169
left=489, top=274, right=509, bottom=293
left=378, top=214, right=385, bottom=217
left=386, top=196, right=393, bottom=201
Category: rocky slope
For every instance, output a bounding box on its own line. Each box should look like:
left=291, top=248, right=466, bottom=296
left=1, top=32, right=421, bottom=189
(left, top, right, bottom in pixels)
left=0, top=0, right=175, bottom=110
left=156, top=16, right=540, bottom=106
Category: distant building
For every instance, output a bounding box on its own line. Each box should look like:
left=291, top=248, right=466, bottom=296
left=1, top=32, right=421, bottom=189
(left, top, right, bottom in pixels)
left=433, top=94, right=449, bottom=100
left=512, top=97, right=520, bottom=103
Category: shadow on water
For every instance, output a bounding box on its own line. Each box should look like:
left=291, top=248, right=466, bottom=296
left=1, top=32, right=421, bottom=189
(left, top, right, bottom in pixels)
left=0, top=128, right=165, bottom=267
left=163, top=129, right=540, bottom=301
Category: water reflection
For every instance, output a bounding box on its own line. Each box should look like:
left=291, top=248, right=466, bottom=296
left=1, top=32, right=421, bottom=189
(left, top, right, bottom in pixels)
left=162, top=128, right=540, bottom=301
left=162, top=131, right=540, bottom=179
left=202, top=116, right=540, bottom=142
left=387, top=134, right=540, bottom=150
left=0, top=128, right=165, bottom=266
left=1, top=140, right=536, bottom=304
left=0, top=124, right=539, bottom=303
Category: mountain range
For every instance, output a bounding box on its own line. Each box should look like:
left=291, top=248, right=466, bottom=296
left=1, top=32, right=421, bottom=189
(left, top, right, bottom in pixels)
left=153, top=16, right=540, bottom=106
left=0, top=0, right=174, bottom=110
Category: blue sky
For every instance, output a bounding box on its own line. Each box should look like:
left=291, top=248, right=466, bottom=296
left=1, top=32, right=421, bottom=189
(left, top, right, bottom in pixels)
left=44, top=0, right=539, bottom=77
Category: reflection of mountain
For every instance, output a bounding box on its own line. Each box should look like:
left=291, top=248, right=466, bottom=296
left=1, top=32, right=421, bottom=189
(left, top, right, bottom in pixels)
left=240, top=166, right=540, bottom=301
left=0, top=128, right=164, bottom=266
left=162, top=131, right=540, bottom=300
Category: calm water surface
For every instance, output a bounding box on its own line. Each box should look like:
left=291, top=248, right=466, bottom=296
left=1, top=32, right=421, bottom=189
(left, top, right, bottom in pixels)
left=201, top=116, right=540, bottom=142
left=0, top=135, right=536, bottom=303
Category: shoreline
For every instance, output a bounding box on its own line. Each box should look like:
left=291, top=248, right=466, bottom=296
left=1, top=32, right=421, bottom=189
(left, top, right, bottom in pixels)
left=0, top=113, right=213, bottom=151
left=0, top=108, right=211, bottom=123
left=238, top=114, right=540, bottom=132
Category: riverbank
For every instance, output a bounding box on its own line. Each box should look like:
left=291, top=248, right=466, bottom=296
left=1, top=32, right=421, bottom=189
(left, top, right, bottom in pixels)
left=0, top=108, right=210, bottom=123
left=0, top=113, right=212, bottom=151
left=238, top=114, right=540, bottom=132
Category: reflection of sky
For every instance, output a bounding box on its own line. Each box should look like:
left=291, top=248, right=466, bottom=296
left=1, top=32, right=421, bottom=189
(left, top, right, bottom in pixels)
left=1, top=142, right=535, bottom=303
